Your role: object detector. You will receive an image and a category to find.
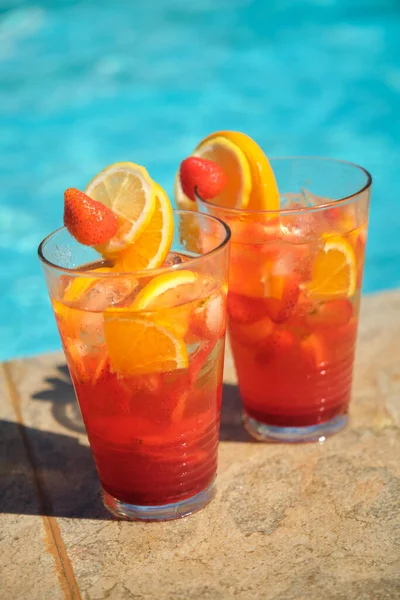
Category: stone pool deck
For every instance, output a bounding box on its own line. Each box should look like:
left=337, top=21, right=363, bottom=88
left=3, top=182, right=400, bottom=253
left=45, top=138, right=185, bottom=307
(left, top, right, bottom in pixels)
left=1, top=290, right=400, bottom=600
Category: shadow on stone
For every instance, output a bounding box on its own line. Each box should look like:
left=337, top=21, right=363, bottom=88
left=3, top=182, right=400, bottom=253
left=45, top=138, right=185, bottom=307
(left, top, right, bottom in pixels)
left=0, top=419, right=112, bottom=520
left=32, top=364, right=253, bottom=443
left=220, top=383, right=253, bottom=442
left=32, top=363, right=85, bottom=434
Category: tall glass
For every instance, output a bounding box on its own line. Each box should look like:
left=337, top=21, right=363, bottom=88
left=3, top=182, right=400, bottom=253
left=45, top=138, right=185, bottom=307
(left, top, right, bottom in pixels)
left=39, top=210, right=230, bottom=520
left=197, top=158, right=371, bottom=442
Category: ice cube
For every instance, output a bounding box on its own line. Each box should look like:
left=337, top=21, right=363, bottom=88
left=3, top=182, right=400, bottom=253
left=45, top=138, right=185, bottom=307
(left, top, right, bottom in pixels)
left=80, top=312, right=105, bottom=347
left=280, top=195, right=329, bottom=243
left=301, top=188, right=331, bottom=207
left=280, top=192, right=312, bottom=210
left=81, top=277, right=137, bottom=310
left=272, top=251, right=296, bottom=276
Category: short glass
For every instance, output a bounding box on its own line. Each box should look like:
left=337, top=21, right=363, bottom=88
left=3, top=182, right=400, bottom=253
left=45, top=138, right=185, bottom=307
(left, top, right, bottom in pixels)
left=39, top=210, right=230, bottom=520
left=197, top=157, right=371, bottom=442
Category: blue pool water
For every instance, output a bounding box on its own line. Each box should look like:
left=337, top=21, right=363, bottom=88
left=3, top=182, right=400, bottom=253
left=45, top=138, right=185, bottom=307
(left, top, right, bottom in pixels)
left=1, top=0, right=400, bottom=360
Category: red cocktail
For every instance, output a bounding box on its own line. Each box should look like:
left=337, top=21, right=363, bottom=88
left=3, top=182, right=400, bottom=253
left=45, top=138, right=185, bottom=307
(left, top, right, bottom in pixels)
left=40, top=159, right=230, bottom=519
left=194, top=152, right=371, bottom=442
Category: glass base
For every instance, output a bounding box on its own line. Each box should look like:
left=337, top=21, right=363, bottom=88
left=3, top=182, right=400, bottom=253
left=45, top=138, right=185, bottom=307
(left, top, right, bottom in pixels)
left=102, top=483, right=215, bottom=521
left=243, top=412, right=348, bottom=443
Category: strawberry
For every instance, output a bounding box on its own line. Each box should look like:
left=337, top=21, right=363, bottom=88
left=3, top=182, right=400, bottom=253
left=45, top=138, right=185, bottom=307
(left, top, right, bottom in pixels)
left=325, top=206, right=342, bottom=225
left=302, top=318, right=358, bottom=367
left=190, top=291, right=227, bottom=342
left=264, top=273, right=300, bottom=324
left=305, top=299, right=353, bottom=330
left=188, top=340, right=217, bottom=385
left=227, top=292, right=268, bottom=325
left=179, top=157, right=227, bottom=201
left=229, top=316, right=274, bottom=347
left=257, top=329, right=295, bottom=363
left=228, top=218, right=280, bottom=245
left=64, top=188, right=118, bottom=246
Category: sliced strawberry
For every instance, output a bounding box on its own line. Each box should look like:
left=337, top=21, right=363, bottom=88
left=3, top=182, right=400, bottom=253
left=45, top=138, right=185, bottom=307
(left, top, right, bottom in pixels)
left=257, top=329, right=296, bottom=363
left=188, top=341, right=217, bottom=385
left=227, top=292, right=269, bottom=325
left=64, top=188, right=118, bottom=246
left=161, top=370, right=190, bottom=414
left=302, top=317, right=358, bottom=367
left=228, top=244, right=272, bottom=297
left=285, top=293, right=317, bottom=340
left=228, top=217, right=280, bottom=245
left=264, top=273, right=300, bottom=324
left=229, top=316, right=274, bottom=347
left=180, top=157, right=227, bottom=201
left=305, top=299, right=353, bottom=330
left=189, top=291, right=227, bottom=342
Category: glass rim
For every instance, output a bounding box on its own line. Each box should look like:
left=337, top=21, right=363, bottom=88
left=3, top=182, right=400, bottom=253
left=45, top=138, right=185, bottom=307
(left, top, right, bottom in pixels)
left=38, top=208, right=231, bottom=278
left=196, top=156, right=372, bottom=217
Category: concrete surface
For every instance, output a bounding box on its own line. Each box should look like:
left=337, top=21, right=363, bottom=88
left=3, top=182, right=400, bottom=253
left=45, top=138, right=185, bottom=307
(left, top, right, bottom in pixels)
left=1, top=290, right=400, bottom=600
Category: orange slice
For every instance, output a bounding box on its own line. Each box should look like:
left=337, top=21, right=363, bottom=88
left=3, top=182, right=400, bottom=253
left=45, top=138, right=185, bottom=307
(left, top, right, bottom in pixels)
left=305, top=234, right=357, bottom=299
left=113, top=183, right=174, bottom=271
left=65, top=339, right=108, bottom=384
left=113, top=269, right=199, bottom=338
left=175, top=136, right=252, bottom=209
left=62, top=267, right=112, bottom=303
left=52, top=267, right=112, bottom=337
left=53, top=266, right=137, bottom=339
left=175, top=131, right=280, bottom=212
left=104, top=315, right=188, bottom=376
left=84, top=162, right=156, bottom=255
left=131, top=270, right=198, bottom=310
left=202, top=131, right=280, bottom=211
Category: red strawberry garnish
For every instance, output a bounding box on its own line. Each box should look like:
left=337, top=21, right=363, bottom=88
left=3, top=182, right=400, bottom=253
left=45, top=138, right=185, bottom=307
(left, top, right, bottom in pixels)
left=264, top=274, right=300, bottom=324
left=180, top=157, right=227, bottom=201
left=64, top=188, right=118, bottom=246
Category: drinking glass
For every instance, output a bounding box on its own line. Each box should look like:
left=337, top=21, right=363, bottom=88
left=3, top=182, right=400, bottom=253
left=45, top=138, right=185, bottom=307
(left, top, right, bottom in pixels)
left=197, top=157, right=371, bottom=442
left=39, top=210, right=230, bottom=519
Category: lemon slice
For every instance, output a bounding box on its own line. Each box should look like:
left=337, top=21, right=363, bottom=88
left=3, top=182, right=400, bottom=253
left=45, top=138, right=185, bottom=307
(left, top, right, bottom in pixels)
left=113, top=183, right=174, bottom=271
left=52, top=267, right=113, bottom=332
left=104, top=315, right=188, bottom=376
left=204, top=130, right=280, bottom=211
left=131, top=270, right=198, bottom=310
left=84, top=162, right=156, bottom=255
left=63, top=267, right=112, bottom=303
left=107, top=270, right=199, bottom=338
left=175, top=136, right=252, bottom=210
left=306, top=234, right=357, bottom=299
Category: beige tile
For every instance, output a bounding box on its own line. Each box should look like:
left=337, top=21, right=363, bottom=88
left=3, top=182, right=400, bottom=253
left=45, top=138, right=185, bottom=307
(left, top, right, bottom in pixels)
left=2, top=290, right=400, bottom=599
left=0, top=365, right=70, bottom=600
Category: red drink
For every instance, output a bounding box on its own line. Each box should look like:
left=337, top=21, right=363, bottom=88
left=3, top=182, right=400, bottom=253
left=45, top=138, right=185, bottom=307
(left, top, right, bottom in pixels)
left=40, top=209, right=230, bottom=519
left=63, top=301, right=224, bottom=509
left=197, top=156, right=371, bottom=442
left=228, top=286, right=360, bottom=430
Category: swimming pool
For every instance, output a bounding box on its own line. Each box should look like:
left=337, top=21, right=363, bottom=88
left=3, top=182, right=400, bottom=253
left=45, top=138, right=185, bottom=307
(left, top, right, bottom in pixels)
left=1, top=0, right=399, bottom=360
